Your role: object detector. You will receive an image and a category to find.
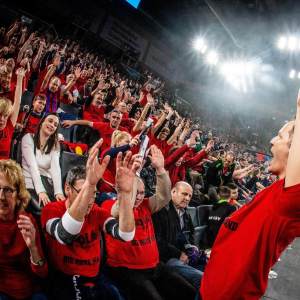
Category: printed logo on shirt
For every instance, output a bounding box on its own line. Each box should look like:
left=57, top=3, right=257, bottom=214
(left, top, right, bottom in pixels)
left=135, top=215, right=152, bottom=229
left=131, top=235, right=156, bottom=247
left=74, top=230, right=98, bottom=248
left=223, top=218, right=239, bottom=231
left=64, top=256, right=100, bottom=266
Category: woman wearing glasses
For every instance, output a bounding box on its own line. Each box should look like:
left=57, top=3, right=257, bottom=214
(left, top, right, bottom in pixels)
left=21, top=113, right=65, bottom=214
left=0, top=159, right=48, bottom=300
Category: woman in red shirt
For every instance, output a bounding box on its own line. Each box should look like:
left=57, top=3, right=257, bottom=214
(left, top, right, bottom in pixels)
left=0, top=159, right=48, bottom=300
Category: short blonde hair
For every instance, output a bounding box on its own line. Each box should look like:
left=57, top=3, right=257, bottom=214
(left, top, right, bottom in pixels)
left=0, top=98, right=12, bottom=117
left=0, top=160, right=30, bottom=212
left=111, top=130, right=131, bottom=147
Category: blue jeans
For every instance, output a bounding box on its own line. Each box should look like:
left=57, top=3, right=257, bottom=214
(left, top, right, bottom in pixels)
left=166, top=258, right=203, bottom=289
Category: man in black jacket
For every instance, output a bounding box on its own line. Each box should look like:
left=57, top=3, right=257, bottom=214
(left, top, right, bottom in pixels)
left=152, top=181, right=203, bottom=289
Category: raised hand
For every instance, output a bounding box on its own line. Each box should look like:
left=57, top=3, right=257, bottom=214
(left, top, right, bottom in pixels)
left=205, top=139, right=215, bottom=153
left=17, top=215, right=36, bottom=249
left=115, top=152, right=142, bottom=194
left=148, top=145, right=165, bottom=172
left=86, top=139, right=110, bottom=186
left=16, top=67, right=26, bottom=79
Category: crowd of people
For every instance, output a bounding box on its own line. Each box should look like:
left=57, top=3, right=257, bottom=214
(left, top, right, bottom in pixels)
left=1, top=17, right=300, bottom=300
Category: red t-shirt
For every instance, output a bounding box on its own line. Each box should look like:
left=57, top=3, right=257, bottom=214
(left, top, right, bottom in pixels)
left=92, top=122, right=128, bottom=150
left=17, top=112, right=42, bottom=134
left=83, top=105, right=105, bottom=122
left=0, top=212, right=48, bottom=299
left=102, top=199, right=159, bottom=269
left=41, top=200, right=111, bottom=277
left=0, top=119, right=14, bottom=160
left=200, top=179, right=300, bottom=300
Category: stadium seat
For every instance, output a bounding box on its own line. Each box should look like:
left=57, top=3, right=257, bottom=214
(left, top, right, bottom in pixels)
left=196, top=205, right=213, bottom=226
left=187, top=206, right=199, bottom=227
left=193, top=225, right=208, bottom=247
left=60, top=151, right=88, bottom=182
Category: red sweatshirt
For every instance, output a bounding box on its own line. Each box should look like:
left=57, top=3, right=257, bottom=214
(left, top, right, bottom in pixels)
left=0, top=212, right=48, bottom=299
left=166, top=146, right=207, bottom=186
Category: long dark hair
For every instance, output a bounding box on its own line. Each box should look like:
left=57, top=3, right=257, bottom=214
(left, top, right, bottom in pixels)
left=33, top=113, right=60, bottom=154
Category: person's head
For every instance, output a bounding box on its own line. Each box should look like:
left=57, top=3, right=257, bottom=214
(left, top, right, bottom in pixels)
left=268, top=120, right=295, bottom=176
left=109, top=110, right=122, bottom=129
left=92, top=92, right=104, bottom=107
left=223, top=151, right=235, bottom=168
left=127, top=102, right=132, bottom=112
left=0, top=69, right=12, bottom=90
left=111, top=130, right=131, bottom=147
left=134, top=109, right=141, bottom=120
left=158, top=127, right=170, bottom=141
left=0, top=160, right=30, bottom=221
left=145, top=83, right=152, bottom=92
left=218, top=186, right=231, bottom=201
left=226, top=183, right=238, bottom=200
left=0, top=98, right=12, bottom=130
left=171, top=181, right=193, bottom=209
left=64, top=165, right=94, bottom=214
left=32, top=94, right=46, bottom=114
left=117, top=101, right=127, bottom=113
left=48, top=76, right=61, bottom=93
left=34, top=113, right=60, bottom=154
left=80, top=69, right=88, bottom=79
left=5, top=58, right=15, bottom=72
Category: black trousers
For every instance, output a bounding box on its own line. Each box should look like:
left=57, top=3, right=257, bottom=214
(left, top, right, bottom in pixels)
left=106, top=263, right=196, bottom=300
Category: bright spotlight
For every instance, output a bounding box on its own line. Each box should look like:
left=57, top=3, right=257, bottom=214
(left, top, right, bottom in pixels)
left=277, top=36, right=287, bottom=50
left=289, top=69, right=296, bottom=79
left=206, top=51, right=219, bottom=65
left=193, top=38, right=207, bottom=53
left=288, top=36, right=298, bottom=51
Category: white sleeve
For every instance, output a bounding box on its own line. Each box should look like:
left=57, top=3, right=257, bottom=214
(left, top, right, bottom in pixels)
left=21, top=134, right=46, bottom=195
left=49, top=147, right=64, bottom=196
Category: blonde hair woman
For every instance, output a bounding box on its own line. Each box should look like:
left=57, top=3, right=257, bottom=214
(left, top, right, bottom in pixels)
left=0, top=160, right=48, bottom=300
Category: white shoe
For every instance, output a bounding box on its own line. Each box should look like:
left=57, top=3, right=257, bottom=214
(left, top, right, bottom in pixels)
left=268, top=270, right=278, bottom=279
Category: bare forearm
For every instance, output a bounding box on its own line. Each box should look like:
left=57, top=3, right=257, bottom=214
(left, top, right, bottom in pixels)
left=118, top=192, right=135, bottom=232
left=29, top=244, right=43, bottom=264
left=285, top=107, right=300, bottom=187
left=68, top=181, right=95, bottom=221
left=149, top=170, right=171, bottom=213
left=11, top=77, right=23, bottom=126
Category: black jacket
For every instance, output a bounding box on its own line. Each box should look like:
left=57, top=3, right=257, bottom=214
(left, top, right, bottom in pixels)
left=206, top=201, right=236, bottom=248
left=152, top=201, right=194, bottom=262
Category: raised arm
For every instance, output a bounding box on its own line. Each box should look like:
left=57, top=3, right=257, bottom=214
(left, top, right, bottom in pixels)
left=132, top=102, right=152, bottom=133
left=285, top=91, right=300, bottom=187
left=167, top=118, right=184, bottom=145
left=148, top=146, right=172, bottom=213
left=68, top=139, right=110, bottom=221
left=10, top=68, right=25, bottom=126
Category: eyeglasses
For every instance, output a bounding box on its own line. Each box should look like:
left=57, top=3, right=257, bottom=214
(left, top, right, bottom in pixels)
left=0, top=186, right=16, bottom=198
left=70, top=184, right=99, bottom=198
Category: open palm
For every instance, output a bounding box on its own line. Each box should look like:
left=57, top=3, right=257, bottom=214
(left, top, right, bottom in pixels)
left=86, top=139, right=110, bottom=185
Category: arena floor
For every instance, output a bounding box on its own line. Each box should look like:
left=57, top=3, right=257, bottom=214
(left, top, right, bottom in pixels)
left=264, top=239, right=300, bottom=300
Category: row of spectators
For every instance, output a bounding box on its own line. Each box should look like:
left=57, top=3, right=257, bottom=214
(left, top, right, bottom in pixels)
left=0, top=19, right=274, bottom=300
